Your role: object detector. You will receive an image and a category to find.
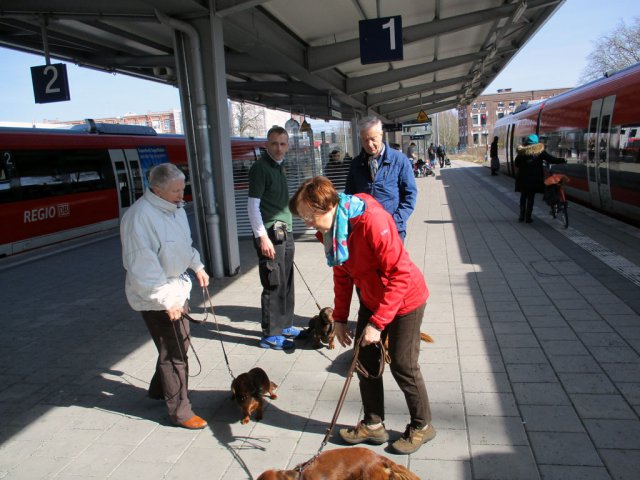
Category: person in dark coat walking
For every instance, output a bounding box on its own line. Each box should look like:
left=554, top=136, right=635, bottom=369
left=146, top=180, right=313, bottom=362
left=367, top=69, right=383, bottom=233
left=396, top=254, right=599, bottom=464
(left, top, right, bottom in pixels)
left=514, top=134, right=566, bottom=223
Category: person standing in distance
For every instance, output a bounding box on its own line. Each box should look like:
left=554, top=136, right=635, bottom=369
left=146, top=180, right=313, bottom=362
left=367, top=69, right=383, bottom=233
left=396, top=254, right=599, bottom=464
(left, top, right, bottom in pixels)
left=120, top=163, right=209, bottom=430
left=247, top=126, right=302, bottom=350
left=345, top=117, right=417, bottom=240
left=406, top=141, right=418, bottom=166
left=490, top=136, right=500, bottom=176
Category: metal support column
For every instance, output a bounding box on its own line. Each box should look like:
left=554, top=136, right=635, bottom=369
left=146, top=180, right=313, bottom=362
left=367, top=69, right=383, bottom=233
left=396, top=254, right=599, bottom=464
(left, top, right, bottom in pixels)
left=200, top=12, right=240, bottom=276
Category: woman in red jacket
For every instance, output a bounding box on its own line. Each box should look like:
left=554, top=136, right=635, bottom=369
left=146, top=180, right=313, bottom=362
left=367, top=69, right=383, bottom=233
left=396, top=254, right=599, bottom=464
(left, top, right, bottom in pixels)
left=289, top=176, right=435, bottom=455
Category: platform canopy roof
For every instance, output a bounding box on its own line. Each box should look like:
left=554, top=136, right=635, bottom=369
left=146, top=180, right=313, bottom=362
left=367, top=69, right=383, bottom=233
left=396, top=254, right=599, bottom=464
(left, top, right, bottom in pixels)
left=0, top=0, right=563, bottom=123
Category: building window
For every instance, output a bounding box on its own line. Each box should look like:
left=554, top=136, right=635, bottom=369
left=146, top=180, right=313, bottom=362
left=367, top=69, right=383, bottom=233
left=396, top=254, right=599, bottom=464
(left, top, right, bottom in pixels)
left=472, top=103, right=478, bottom=109
left=473, top=133, right=479, bottom=145
left=498, top=101, right=504, bottom=107
left=498, top=112, right=505, bottom=119
left=163, top=119, right=171, bottom=131
left=472, top=114, right=480, bottom=126
left=480, top=102, right=486, bottom=108
left=509, top=101, right=515, bottom=107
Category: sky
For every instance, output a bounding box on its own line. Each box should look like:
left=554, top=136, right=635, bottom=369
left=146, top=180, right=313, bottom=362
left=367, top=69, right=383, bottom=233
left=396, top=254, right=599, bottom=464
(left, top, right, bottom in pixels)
left=0, top=0, right=636, bottom=124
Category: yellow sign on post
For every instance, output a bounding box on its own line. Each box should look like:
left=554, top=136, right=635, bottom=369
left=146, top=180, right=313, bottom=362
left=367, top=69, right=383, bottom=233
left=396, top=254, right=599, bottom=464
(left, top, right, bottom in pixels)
left=416, top=110, right=429, bottom=123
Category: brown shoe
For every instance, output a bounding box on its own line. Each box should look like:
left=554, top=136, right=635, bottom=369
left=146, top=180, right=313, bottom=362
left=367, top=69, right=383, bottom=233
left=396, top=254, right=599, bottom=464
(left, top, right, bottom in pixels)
left=339, top=421, right=389, bottom=445
left=179, top=415, right=207, bottom=430
left=391, top=424, right=436, bottom=454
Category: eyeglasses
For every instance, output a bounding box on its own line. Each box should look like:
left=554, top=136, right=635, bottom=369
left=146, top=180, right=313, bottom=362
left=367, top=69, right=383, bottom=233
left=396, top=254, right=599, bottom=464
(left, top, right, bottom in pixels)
left=299, top=209, right=325, bottom=223
left=300, top=213, right=317, bottom=223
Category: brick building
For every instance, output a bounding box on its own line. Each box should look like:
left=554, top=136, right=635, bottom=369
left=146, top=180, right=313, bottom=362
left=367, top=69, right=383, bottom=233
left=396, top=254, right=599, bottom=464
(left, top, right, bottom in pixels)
left=458, top=87, right=569, bottom=150
left=47, top=109, right=183, bottom=134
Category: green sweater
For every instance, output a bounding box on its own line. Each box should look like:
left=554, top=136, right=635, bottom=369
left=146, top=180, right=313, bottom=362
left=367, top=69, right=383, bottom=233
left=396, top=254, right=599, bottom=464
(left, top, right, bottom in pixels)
left=248, top=153, right=293, bottom=231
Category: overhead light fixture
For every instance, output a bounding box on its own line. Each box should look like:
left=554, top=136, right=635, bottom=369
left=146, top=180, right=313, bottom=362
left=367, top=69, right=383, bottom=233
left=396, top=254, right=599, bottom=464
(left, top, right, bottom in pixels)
left=299, top=118, right=312, bottom=133
left=512, top=1, right=527, bottom=23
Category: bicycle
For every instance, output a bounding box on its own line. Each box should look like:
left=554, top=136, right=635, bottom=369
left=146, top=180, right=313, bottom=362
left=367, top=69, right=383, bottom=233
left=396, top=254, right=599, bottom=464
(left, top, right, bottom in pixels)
left=543, top=166, right=570, bottom=229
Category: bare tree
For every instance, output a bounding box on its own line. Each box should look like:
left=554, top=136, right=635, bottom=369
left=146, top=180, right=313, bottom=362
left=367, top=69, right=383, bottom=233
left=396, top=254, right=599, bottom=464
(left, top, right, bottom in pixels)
left=436, top=110, right=459, bottom=150
left=230, top=100, right=265, bottom=137
left=580, top=17, right=640, bottom=82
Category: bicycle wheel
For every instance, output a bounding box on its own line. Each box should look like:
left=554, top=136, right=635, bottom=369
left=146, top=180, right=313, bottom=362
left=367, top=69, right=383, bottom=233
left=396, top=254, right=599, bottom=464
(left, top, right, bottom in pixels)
left=558, top=202, right=569, bottom=228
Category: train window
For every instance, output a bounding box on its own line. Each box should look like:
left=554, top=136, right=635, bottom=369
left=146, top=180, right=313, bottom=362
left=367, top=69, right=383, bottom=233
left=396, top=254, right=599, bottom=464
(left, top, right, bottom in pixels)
left=620, top=125, right=640, bottom=163
left=0, top=149, right=114, bottom=203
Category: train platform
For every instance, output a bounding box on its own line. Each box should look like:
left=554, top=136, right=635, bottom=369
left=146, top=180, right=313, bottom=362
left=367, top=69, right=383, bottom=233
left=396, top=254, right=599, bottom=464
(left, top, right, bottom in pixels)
left=1, top=159, right=639, bottom=480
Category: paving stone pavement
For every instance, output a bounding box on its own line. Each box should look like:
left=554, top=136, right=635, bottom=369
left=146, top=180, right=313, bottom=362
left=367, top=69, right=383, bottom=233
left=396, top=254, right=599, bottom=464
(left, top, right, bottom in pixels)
left=1, top=160, right=639, bottom=479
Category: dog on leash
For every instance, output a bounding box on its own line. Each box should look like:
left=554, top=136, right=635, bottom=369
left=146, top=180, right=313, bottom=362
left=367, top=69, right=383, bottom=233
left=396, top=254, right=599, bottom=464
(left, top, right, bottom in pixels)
left=308, top=307, right=336, bottom=349
left=257, top=446, right=420, bottom=479
left=230, top=367, right=278, bottom=425
left=308, top=306, right=434, bottom=350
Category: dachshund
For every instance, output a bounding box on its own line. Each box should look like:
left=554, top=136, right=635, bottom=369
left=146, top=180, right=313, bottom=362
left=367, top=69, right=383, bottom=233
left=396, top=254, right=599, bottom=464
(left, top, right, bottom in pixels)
left=309, top=306, right=434, bottom=350
left=257, top=446, right=420, bottom=479
left=308, top=307, right=336, bottom=349
left=230, top=367, right=278, bottom=425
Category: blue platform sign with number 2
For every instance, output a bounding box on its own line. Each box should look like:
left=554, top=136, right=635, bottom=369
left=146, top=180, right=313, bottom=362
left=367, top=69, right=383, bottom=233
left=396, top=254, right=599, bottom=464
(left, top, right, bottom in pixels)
left=31, top=64, right=71, bottom=104
left=359, top=16, right=403, bottom=64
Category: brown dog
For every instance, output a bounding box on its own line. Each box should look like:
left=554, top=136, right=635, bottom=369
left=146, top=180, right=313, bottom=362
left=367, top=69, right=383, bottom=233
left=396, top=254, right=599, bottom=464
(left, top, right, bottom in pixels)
left=230, top=367, right=278, bottom=425
left=257, top=447, right=420, bottom=479
left=308, top=307, right=336, bottom=349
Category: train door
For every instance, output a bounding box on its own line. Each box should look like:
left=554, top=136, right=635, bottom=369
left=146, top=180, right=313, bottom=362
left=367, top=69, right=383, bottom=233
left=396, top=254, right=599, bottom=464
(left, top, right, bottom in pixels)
left=587, top=96, right=615, bottom=209
left=108, top=150, right=136, bottom=214
left=122, top=149, right=145, bottom=200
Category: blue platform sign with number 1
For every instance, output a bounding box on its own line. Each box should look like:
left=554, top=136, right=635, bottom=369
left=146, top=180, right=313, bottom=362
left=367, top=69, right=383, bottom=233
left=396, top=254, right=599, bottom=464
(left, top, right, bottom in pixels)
left=31, top=64, right=71, bottom=104
left=359, top=16, right=403, bottom=64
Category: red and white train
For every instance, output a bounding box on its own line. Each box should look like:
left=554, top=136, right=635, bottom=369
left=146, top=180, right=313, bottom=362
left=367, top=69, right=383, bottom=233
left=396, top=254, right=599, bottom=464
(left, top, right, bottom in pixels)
left=492, top=62, right=640, bottom=223
left=0, top=122, right=264, bottom=256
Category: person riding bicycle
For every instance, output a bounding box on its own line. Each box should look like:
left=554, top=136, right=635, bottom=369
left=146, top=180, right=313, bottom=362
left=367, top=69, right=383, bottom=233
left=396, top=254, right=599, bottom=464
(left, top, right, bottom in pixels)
left=514, top=134, right=566, bottom=224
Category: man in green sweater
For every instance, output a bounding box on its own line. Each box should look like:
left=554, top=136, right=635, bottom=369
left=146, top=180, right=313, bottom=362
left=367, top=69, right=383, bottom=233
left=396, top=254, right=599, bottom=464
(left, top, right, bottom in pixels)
left=247, top=126, right=302, bottom=350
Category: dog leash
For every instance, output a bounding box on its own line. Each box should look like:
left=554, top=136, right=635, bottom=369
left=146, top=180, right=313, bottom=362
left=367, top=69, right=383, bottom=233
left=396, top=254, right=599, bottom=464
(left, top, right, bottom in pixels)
left=295, top=330, right=389, bottom=477
left=293, top=260, right=322, bottom=312
left=181, top=286, right=236, bottom=380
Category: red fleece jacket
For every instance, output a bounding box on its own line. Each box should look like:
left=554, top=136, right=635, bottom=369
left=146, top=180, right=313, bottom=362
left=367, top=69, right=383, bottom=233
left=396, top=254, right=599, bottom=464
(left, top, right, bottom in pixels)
left=331, top=194, right=428, bottom=329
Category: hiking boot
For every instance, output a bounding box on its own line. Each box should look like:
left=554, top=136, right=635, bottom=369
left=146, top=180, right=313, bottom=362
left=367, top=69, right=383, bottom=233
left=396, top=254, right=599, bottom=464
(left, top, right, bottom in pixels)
left=339, top=421, right=389, bottom=445
left=391, top=424, right=437, bottom=454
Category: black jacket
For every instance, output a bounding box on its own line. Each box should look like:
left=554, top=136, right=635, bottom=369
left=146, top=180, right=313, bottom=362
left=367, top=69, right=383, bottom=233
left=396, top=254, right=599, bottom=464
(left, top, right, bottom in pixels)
left=514, top=143, right=565, bottom=193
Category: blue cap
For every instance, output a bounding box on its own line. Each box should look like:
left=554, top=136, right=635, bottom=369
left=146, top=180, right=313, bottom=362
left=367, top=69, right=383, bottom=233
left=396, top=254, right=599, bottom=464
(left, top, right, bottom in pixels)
left=524, top=134, right=539, bottom=145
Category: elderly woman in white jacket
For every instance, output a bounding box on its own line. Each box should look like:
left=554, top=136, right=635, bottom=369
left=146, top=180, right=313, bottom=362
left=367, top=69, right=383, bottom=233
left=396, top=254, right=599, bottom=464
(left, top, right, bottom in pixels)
left=120, top=163, right=209, bottom=430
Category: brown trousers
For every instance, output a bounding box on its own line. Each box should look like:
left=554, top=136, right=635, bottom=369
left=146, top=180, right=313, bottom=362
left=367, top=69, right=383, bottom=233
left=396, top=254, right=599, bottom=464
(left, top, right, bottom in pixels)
left=355, top=303, right=432, bottom=429
left=142, top=310, right=194, bottom=424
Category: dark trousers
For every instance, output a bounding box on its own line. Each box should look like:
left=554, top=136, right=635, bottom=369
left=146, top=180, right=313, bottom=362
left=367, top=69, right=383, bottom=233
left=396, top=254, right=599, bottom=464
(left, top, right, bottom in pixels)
left=142, top=310, right=194, bottom=424
left=519, top=191, right=536, bottom=220
left=255, top=231, right=295, bottom=337
left=355, top=303, right=432, bottom=429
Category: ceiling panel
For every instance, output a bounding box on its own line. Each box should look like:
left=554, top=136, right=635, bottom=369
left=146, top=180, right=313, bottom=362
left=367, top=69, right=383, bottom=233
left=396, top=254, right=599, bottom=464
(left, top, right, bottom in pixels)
left=0, top=0, right=566, bottom=122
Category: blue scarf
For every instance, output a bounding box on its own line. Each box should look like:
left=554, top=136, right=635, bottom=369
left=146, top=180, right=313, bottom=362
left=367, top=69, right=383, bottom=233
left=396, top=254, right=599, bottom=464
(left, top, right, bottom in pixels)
left=323, top=193, right=365, bottom=267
